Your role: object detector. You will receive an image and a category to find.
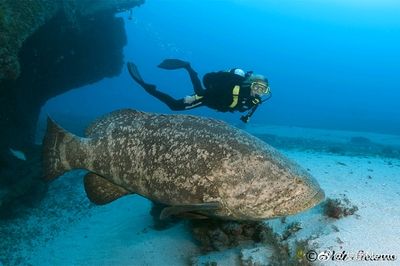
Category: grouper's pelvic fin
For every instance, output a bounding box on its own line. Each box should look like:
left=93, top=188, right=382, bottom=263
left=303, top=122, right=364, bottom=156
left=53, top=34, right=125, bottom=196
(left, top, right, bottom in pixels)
left=84, top=173, right=130, bottom=205
left=160, top=202, right=220, bottom=220
left=43, top=117, right=88, bottom=181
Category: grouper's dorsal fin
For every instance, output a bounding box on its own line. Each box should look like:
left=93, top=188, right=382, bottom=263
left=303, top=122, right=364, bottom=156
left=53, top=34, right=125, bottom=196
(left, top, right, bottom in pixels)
left=83, top=172, right=130, bottom=205
left=85, top=109, right=147, bottom=138
left=160, top=202, right=220, bottom=220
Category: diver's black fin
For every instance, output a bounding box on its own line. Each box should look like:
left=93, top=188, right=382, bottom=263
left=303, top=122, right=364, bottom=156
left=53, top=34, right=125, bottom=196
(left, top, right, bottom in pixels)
left=158, top=59, right=190, bottom=70
left=160, top=202, right=220, bottom=220
left=84, top=172, right=130, bottom=205
left=127, top=62, right=156, bottom=92
left=127, top=62, right=145, bottom=85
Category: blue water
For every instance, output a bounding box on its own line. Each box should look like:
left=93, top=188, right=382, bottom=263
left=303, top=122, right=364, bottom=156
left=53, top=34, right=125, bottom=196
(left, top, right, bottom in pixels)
left=41, top=0, right=400, bottom=135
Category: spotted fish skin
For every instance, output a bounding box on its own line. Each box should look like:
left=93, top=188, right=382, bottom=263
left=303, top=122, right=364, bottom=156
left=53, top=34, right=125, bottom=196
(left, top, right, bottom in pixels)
left=43, top=109, right=324, bottom=221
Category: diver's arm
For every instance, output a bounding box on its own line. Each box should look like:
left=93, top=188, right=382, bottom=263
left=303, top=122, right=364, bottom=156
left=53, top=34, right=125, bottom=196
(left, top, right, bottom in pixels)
left=240, top=103, right=260, bottom=123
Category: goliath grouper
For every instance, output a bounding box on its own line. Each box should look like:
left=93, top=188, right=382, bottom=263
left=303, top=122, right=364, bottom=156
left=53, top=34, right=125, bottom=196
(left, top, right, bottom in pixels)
left=43, top=109, right=324, bottom=221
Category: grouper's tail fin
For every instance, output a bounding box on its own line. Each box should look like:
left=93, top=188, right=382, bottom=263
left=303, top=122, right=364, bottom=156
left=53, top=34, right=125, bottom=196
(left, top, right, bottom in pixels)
left=43, top=117, right=86, bottom=181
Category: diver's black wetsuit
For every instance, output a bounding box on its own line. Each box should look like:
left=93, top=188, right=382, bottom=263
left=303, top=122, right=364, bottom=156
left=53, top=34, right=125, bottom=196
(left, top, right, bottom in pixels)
left=145, top=66, right=261, bottom=112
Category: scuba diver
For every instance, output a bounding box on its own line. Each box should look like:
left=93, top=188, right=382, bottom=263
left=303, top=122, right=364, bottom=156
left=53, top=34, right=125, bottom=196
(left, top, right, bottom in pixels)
left=127, top=59, right=271, bottom=123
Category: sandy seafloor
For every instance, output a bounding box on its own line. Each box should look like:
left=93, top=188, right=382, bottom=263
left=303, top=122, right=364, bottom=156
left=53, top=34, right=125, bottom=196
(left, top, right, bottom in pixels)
left=1, top=125, right=400, bottom=266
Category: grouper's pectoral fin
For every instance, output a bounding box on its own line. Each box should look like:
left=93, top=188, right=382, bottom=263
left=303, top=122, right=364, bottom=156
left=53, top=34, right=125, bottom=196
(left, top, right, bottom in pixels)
left=160, top=202, right=220, bottom=220
left=84, top=172, right=130, bottom=205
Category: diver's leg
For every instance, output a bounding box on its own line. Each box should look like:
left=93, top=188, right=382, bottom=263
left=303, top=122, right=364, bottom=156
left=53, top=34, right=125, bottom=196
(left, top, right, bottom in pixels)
left=127, top=61, right=181, bottom=110
left=181, top=95, right=204, bottom=109
left=157, top=59, right=205, bottom=96
left=148, top=91, right=205, bottom=111
left=147, top=92, right=205, bottom=111
left=184, top=65, right=206, bottom=96
left=128, top=62, right=204, bottom=110
left=145, top=89, right=188, bottom=111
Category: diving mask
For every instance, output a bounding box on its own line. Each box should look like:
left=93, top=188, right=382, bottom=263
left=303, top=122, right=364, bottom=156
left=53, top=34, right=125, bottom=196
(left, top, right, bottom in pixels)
left=251, top=81, right=270, bottom=95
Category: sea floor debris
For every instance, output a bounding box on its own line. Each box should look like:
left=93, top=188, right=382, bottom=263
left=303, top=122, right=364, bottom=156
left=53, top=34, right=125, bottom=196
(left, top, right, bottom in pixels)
left=189, top=219, right=316, bottom=266
left=322, top=195, right=359, bottom=219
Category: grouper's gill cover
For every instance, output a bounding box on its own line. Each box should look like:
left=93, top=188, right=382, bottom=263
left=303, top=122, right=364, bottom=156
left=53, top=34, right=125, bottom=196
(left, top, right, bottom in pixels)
left=43, top=108, right=324, bottom=221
